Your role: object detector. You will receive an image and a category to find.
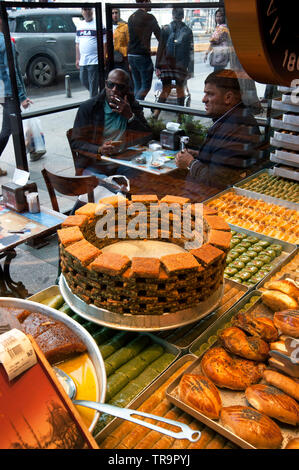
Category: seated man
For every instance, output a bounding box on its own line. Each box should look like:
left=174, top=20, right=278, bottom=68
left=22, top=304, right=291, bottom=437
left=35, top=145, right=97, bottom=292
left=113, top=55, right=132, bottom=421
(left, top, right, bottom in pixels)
left=71, top=68, right=151, bottom=176
left=175, top=69, right=263, bottom=187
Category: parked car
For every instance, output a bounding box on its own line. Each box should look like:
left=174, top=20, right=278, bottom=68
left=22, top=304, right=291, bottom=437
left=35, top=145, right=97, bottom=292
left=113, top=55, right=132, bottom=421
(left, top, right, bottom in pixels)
left=8, top=9, right=83, bottom=86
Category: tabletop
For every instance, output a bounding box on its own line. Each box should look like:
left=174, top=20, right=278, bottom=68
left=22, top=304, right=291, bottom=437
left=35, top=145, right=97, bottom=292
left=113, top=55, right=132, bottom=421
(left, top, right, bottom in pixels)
left=0, top=204, right=66, bottom=252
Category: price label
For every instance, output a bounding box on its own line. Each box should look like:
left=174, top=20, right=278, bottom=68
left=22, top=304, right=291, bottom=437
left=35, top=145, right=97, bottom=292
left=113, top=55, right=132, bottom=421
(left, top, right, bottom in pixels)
left=0, top=329, right=37, bottom=380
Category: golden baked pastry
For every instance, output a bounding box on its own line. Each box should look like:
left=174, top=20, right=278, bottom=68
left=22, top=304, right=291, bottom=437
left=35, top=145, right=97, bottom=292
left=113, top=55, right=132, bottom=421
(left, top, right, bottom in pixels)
left=285, top=438, right=299, bottom=449
left=245, top=384, right=299, bottom=426
left=233, top=312, right=278, bottom=342
left=178, top=373, right=222, bottom=419
left=262, top=290, right=298, bottom=312
left=201, top=346, right=265, bottom=390
left=220, top=405, right=283, bottom=449
left=273, top=310, right=299, bottom=338
left=263, top=369, right=299, bottom=402
left=266, top=280, right=299, bottom=301
left=219, top=326, right=269, bottom=362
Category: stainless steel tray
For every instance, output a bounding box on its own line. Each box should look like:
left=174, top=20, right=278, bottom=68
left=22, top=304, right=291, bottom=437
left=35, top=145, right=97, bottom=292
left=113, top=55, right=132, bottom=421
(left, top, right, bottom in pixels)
left=255, top=247, right=299, bottom=290
left=283, top=114, right=299, bottom=126
left=59, top=274, right=224, bottom=332
left=271, top=117, right=299, bottom=133
left=166, top=291, right=299, bottom=450
left=272, top=165, right=299, bottom=182
left=282, top=94, right=299, bottom=106
left=0, top=296, right=106, bottom=433
left=96, top=354, right=235, bottom=449
left=270, top=152, right=299, bottom=169
left=270, top=136, right=299, bottom=152
left=271, top=99, right=299, bottom=114
left=148, top=279, right=248, bottom=353
left=93, top=333, right=182, bottom=435
left=27, top=285, right=61, bottom=303
left=274, top=130, right=299, bottom=146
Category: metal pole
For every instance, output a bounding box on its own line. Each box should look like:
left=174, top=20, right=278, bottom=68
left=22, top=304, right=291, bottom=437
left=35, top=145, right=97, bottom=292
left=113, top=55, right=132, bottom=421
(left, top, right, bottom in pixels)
left=0, top=2, right=28, bottom=171
left=95, top=3, right=106, bottom=91
left=65, top=75, right=72, bottom=98
left=105, top=3, right=114, bottom=74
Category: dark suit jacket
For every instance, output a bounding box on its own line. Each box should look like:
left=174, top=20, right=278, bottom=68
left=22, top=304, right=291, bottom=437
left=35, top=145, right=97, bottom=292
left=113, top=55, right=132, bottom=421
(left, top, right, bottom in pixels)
left=189, top=102, right=262, bottom=185
left=71, top=89, right=151, bottom=174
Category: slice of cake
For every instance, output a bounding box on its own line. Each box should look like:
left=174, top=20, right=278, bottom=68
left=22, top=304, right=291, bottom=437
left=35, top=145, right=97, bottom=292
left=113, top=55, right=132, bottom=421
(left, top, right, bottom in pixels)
left=131, top=257, right=161, bottom=278
left=205, top=215, right=230, bottom=231
left=90, top=252, right=131, bottom=275
left=57, top=226, right=84, bottom=247
left=61, top=214, right=88, bottom=229
left=161, top=252, right=200, bottom=274
left=190, top=243, right=224, bottom=266
left=208, top=230, right=232, bottom=251
left=65, top=239, right=102, bottom=266
left=160, top=195, right=190, bottom=205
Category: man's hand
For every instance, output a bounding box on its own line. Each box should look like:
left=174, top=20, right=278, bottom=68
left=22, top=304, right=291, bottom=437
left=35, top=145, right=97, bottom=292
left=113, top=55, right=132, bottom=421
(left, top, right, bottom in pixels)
left=155, top=68, right=161, bottom=77
left=21, top=98, right=33, bottom=109
left=108, top=95, right=133, bottom=120
left=98, top=140, right=122, bottom=156
left=175, top=149, right=196, bottom=170
left=75, top=59, right=80, bottom=70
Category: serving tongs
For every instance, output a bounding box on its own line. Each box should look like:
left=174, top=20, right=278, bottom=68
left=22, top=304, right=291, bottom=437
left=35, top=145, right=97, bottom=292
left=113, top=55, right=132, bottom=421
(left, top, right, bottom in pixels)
left=269, top=336, right=299, bottom=378
left=54, top=367, right=200, bottom=442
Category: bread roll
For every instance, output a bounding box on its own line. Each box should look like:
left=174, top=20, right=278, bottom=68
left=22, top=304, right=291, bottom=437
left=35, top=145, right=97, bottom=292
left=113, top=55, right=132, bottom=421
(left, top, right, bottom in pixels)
left=262, top=290, right=298, bottom=311
left=220, top=406, right=283, bottom=449
left=270, top=338, right=288, bottom=354
left=273, top=310, right=299, bottom=338
left=245, top=384, right=299, bottom=426
left=263, top=369, right=299, bottom=401
left=201, top=346, right=265, bottom=391
left=178, top=374, right=222, bottom=419
left=285, top=438, right=299, bottom=449
left=267, top=280, right=299, bottom=300
left=219, top=326, right=269, bottom=362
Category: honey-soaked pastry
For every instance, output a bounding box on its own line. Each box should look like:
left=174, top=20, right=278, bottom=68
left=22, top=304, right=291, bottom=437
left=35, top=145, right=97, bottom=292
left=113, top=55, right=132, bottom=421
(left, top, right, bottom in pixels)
left=219, top=327, right=269, bottom=362
left=285, top=438, right=299, bottom=449
left=263, top=369, right=299, bottom=402
left=220, top=405, right=283, bottom=449
left=233, top=312, right=278, bottom=342
left=201, top=347, right=265, bottom=391
left=245, top=384, right=299, bottom=426
left=178, top=374, right=222, bottom=419
left=273, top=310, right=299, bottom=338
left=262, top=290, right=298, bottom=312
left=266, top=280, right=299, bottom=301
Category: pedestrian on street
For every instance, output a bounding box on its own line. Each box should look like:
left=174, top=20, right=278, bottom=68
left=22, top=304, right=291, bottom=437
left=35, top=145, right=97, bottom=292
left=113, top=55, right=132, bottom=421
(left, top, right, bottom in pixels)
left=0, top=14, right=32, bottom=174
left=76, top=7, right=101, bottom=98
left=127, top=0, right=160, bottom=100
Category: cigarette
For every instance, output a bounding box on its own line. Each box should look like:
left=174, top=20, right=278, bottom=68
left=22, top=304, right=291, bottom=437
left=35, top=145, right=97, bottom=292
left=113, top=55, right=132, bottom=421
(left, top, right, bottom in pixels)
left=114, top=97, right=121, bottom=102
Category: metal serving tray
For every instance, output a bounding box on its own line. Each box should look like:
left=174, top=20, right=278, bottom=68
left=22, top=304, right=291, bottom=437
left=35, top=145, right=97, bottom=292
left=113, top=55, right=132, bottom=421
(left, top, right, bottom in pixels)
left=27, top=285, right=61, bottom=303
left=93, top=333, right=182, bottom=435
left=233, top=170, right=299, bottom=209
left=272, top=165, right=299, bottom=182
left=255, top=246, right=299, bottom=290
left=59, top=274, right=224, bottom=333
left=148, top=279, right=248, bottom=353
left=282, top=94, right=299, bottom=106
left=274, top=130, right=299, bottom=146
left=271, top=99, right=299, bottom=114
left=271, top=117, right=299, bottom=133
left=205, top=186, right=299, bottom=212
left=270, top=151, right=299, bottom=169
left=166, top=291, right=299, bottom=449
left=270, top=136, right=299, bottom=152
left=283, top=114, right=299, bottom=126
left=96, top=354, right=236, bottom=449
left=0, top=296, right=106, bottom=433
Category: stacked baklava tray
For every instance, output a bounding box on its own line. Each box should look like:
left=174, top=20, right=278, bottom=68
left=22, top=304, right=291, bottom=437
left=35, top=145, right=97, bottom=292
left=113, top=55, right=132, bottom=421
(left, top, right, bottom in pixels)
left=57, top=195, right=232, bottom=316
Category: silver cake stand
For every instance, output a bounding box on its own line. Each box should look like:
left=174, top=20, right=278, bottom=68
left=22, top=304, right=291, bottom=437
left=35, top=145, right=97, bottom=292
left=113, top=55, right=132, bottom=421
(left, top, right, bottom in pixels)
left=59, top=274, right=224, bottom=332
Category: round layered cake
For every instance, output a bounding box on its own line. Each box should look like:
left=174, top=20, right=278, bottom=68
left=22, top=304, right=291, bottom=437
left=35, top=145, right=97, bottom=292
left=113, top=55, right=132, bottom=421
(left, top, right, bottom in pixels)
left=57, top=194, right=231, bottom=315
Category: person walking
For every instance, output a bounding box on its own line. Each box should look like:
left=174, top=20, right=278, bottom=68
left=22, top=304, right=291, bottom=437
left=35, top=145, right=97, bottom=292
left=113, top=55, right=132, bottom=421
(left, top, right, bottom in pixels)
left=204, top=8, right=230, bottom=72
left=153, top=8, right=194, bottom=119
left=112, top=8, right=130, bottom=74
left=127, top=0, right=160, bottom=100
left=76, top=7, right=100, bottom=98
left=0, top=14, right=32, bottom=173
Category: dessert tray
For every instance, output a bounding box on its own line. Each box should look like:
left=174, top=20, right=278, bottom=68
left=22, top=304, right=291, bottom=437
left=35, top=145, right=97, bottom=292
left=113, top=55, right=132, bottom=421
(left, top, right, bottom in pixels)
left=59, top=274, right=224, bottom=332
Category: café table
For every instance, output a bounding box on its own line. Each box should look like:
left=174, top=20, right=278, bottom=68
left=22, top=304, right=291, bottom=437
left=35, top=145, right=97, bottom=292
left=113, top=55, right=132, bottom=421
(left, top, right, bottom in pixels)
left=0, top=204, right=66, bottom=298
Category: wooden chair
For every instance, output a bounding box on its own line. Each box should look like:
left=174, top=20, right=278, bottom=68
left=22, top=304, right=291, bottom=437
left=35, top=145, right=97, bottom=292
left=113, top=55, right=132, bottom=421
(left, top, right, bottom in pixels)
left=41, top=167, right=99, bottom=213
left=66, top=128, right=82, bottom=176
